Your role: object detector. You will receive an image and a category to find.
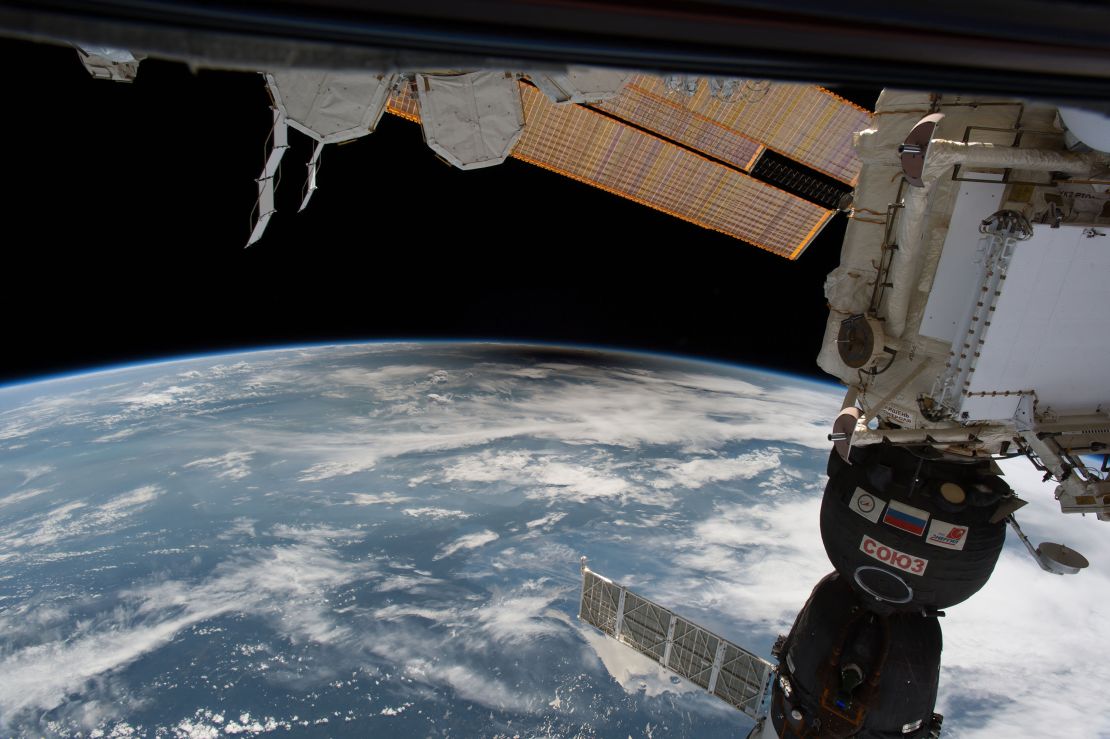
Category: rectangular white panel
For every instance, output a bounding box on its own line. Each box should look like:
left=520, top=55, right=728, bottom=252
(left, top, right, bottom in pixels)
left=964, top=224, right=1110, bottom=417
left=919, top=182, right=1006, bottom=344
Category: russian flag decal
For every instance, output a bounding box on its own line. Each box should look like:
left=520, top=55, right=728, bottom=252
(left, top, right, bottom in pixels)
left=882, top=499, right=930, bottom=536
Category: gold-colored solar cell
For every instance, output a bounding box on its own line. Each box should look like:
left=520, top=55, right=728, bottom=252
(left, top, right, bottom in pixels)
left=387, top=82, right=834, bottom=259
left=605, top=75, right=869, bottom=184
left=594, top=84, right=764, bottom=171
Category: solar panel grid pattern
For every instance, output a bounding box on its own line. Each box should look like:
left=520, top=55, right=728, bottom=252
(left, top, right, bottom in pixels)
left=594, top=84, right=764, bottom=171
left=387, top=83, right=420, bottom=122
left=619, top=592, right=671, bottom=662
left=387, top=82, right=832, bottom=258
left=668, top=618, right=720, bottom=689
left=579, top=570, right=621, bottom=636
left=714, top=643, right=770, bottom=712
left=514, top=84, right=831, bottom=258
left=578, top=570, right=774, bottom=719
left=606, top=75, right=868, bottom=184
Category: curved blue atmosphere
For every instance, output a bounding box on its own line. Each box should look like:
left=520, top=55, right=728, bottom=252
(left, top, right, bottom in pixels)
left=0, top=339, right=843, bottom=393
left=0, top=336, right=846, bottom=737
left=0, top=340, right=1098, bottom=737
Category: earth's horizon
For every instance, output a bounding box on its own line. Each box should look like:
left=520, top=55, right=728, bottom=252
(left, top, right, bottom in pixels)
left=1, top=342, right=1106, bottom=738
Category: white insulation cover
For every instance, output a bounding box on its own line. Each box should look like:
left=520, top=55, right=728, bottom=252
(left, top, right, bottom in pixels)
left=925, top=140, right=1102, bottom=175
left=529, top=67, right=629, bottom=104
left=961, top=224, right=1110, bottom=419
left=416, top=71, right=524, bottom=170
left=266, top=71, right=394, bottom=144
left=76, top=46, right=142, bottom=82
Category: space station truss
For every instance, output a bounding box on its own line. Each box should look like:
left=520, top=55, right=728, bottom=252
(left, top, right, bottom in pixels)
left=388, top=77, right=852, bottom=258
left=578, top=566, right=773, bottom=720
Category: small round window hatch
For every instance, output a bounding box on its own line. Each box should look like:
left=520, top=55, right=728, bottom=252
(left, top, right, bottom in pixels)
left=854, top=565, right=914, bottom=604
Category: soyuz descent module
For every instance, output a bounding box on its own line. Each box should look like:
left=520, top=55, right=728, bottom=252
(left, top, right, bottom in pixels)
left=14, top=10, right=1110, bottom=735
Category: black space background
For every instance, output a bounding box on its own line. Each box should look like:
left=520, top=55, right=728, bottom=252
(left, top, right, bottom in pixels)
left=0, top=37, right=877, bottom=386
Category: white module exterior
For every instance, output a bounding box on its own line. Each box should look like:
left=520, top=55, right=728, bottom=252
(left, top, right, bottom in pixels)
left=920, top=183, right=1007, bottom=345
left=959, top=224, right=1110, bottom=419
left=266, top=71, right=395, bottom=143
left=919, top=183, right=1110, bottom=420
left=416, top=71, right=524, bottom=170
left=529, top=67, right=629, bottom=104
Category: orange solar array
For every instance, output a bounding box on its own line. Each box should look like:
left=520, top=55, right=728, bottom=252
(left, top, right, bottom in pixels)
left=597, top=75, right=868, bottom=185
left=387, top=81, right=834, bottom=259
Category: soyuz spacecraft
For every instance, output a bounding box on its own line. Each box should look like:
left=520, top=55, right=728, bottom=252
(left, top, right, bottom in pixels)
left=579, top=90, right=1110, bottom=737
left=17, top=7, right=1110, bottom=735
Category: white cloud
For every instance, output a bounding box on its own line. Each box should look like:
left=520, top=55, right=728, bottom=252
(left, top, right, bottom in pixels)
left=526, top=512, right=566, bottom=530
left=434, top=664, right=537, bottom=712
left=371, top=604, right=458, bottom=624
left=141, top=351, right=842, bottom=486
left=184, top=451, right=253, bottom=480
left=471, top=583, right=568, bottom=646
left=91, top=428, right=139, bottom=444
left=94, top=485, right=161, bottom=520
left=931, top=460, right=1110, bottom=739
left=433, top=530, right=500, bottom=561
left=402, top=507, right=471, bottom=521
left=654, top=449, right=781, bottom=490
left=15, top=464, right=53, bottom=486
left=269, top=524, right=364, bottom=546
left=0, top=485, right=165, bottom=556
left=373, top=574, right=445, bottom=593
left=0, top=487, right=50, bottom=510
left=361, top=592, right=560, bottom=714
left=442, top=450, right=657, bottom=505
left=217, top=517, right=257, bottom=540
left=346, top=492, right=413, bottom=506
left=0, top=544, right=377, bottom=723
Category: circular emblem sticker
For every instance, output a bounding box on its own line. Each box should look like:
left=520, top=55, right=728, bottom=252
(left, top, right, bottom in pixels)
left=856, top=494, right=876, bottom=513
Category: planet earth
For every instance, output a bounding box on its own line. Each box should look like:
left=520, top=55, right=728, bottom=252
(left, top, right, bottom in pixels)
left=0, top=343, right=1107, bottom=738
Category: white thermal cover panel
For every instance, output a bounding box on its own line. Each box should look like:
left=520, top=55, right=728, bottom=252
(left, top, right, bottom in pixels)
left=266, top=71, right=395, bottom=144
left=416, top=71, right=524, bottom=170
left=961, top=224, right=1110, bottom=419
left=529, top=67, right=630, bottom=104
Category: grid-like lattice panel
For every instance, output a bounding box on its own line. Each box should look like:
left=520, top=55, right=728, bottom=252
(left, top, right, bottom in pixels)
left=513, top=84, right=831, bottom=258
left=669, top=617, right=720, bottom=689
left=387, top=80, right=420, bottom=122
left=594, top=84, right=764, bottom=171
left=579, top=570, right=621, bottom=636
left=619, top=592, right=671, bottom=662
left=599, top=75, right=869, bottom=184
left=577, top=567, right=773, bottom=720
left=714, top=643, right=772, bottom=714
left=387, top=82, right=832, bottom=259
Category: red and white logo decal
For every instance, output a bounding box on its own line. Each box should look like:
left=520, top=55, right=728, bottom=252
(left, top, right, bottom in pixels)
left=926, top=519, right=969, bottom=550
left=860, top=534, right=928, bottom=575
